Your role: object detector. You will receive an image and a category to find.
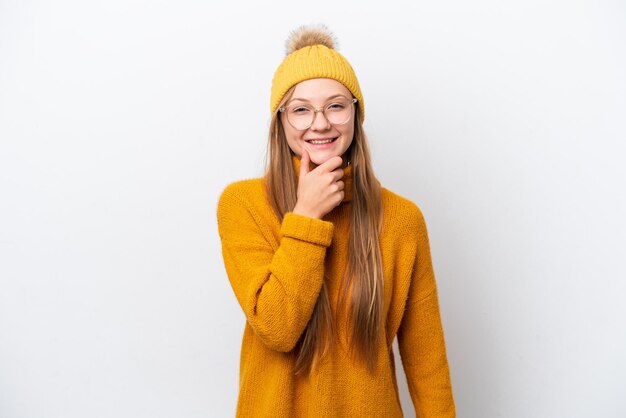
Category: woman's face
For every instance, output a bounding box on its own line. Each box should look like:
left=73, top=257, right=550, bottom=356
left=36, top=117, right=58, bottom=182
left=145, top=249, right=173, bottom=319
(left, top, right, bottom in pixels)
left=280, top=78, right=355, bottom=167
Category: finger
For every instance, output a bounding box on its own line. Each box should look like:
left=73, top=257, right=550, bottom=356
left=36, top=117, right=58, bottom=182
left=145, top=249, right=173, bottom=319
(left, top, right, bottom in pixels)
left=332, top=169, right=344, bottom=182
left=318, top=155, right=343, bottom=172
left=300, top=148, right=310, bottom=177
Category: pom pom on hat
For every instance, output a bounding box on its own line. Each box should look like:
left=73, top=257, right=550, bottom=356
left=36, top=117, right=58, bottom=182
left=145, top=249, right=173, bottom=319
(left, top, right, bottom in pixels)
left=285, top=24, right=337, bottom=55
left=270, top=24, right=365, bottom=121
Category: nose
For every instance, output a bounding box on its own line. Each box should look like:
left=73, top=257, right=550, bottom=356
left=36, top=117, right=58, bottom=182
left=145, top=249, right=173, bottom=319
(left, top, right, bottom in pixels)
left=310, top=109, right=331, bottom=131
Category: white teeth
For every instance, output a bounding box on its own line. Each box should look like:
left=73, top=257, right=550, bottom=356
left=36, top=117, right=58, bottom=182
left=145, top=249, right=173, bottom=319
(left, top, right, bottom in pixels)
left=308, top=138, right=335, bottom=144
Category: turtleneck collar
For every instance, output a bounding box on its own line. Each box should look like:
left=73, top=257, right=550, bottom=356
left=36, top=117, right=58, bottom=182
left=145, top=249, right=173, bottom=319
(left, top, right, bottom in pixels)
left=292, top=155, right=353, bottom=203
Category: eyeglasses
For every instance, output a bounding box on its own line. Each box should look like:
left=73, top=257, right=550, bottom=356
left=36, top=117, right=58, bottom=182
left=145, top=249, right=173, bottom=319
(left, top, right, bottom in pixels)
left=278, top=97, right=357, bottom=131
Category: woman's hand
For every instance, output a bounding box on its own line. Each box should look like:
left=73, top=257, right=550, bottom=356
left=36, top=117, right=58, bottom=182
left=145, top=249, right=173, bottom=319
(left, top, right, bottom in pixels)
left=292, top=148, right=345, bottom=219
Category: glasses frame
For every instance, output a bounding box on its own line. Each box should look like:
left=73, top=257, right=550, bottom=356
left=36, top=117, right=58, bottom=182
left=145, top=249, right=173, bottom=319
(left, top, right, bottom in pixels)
left=278, top=97, right=358, bottom=131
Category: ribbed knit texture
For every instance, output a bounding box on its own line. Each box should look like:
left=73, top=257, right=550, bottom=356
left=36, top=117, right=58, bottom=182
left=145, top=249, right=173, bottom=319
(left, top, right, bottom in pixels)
left=217, top=158, right=455, bottom=417
left=270, top=44, right=365, bottom=121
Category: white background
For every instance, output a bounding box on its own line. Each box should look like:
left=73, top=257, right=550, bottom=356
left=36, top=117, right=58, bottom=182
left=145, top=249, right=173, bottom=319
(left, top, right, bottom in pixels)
left=1, top=1, right=625, bottom=417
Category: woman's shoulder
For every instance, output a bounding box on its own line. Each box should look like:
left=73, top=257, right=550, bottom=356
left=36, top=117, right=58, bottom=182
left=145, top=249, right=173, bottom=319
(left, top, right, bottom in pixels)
left=218, top=177, right=265, bottom=204
left=217, top=176, right=270, bottom=220
left=380, top=186, right=428, bottom=234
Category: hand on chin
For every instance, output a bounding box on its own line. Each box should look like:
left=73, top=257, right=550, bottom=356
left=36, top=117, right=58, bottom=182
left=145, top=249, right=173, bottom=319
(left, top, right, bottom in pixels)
left=306, top=151, right=336, bottom=167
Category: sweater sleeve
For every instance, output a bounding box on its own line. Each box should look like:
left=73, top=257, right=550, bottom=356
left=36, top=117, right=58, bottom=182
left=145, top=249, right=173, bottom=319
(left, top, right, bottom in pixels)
left=397, top=207, right=456, bottom=417
left=217, top=184, right=334, bottom=353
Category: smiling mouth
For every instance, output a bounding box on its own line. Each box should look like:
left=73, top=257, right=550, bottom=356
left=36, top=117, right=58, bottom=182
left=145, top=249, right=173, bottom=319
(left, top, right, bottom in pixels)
left=306, top=138, right=337, bottom=144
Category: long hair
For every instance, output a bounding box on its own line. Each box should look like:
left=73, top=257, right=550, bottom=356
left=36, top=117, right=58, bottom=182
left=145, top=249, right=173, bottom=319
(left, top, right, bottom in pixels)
left=264, top=88, right=384, bottom=375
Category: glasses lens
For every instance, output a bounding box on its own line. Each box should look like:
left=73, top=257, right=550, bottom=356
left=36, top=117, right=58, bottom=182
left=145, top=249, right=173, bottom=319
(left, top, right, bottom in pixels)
left=325, top=100, right=353, bottom=125
left=287, top=106, right=313, bottom=130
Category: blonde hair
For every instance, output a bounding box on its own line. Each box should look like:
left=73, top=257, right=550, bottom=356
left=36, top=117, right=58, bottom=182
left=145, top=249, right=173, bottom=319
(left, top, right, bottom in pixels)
left=264, top=87, right=383, bottom=375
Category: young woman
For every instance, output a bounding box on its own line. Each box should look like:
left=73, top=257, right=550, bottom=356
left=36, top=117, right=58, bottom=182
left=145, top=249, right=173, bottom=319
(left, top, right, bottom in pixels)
left=217, top=25, right=455, bottom=417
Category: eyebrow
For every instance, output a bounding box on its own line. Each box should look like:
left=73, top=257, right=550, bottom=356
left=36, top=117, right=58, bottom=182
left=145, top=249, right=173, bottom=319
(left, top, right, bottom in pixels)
left=286, top=94, right=349, bottom=105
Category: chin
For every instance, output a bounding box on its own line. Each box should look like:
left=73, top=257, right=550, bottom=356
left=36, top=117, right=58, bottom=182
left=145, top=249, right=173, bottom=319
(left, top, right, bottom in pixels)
left=309, top=150, right=345, bottom=166
left=308, top=154, right=332, bottom=166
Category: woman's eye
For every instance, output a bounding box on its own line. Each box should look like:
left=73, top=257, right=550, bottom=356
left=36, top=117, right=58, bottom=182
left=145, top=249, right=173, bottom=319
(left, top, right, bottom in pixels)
left=327, top=103, right=346, bottom=110
left=292, top=107, right=310, bottom=114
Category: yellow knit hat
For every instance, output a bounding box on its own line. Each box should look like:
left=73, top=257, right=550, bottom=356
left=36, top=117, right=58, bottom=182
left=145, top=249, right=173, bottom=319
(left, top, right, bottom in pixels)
left=270, top=25, right=365, bottom=122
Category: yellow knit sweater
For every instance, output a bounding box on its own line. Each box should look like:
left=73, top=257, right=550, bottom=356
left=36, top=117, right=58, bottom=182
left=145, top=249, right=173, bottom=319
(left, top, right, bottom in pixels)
left=217, top=156, right=455, bottom=417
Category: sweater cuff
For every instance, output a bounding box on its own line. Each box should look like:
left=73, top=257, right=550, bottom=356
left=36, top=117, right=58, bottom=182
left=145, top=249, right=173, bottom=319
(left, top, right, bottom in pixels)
left=281, top=212, right=334, bottom=247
